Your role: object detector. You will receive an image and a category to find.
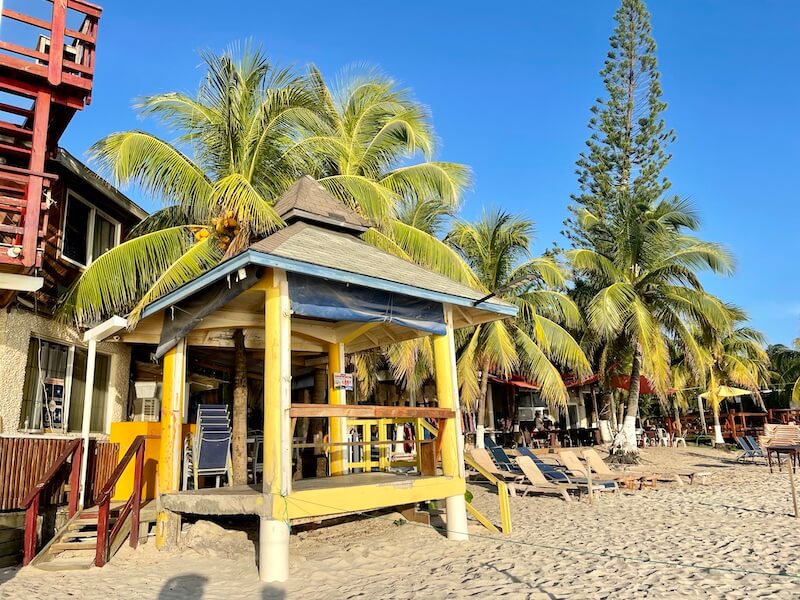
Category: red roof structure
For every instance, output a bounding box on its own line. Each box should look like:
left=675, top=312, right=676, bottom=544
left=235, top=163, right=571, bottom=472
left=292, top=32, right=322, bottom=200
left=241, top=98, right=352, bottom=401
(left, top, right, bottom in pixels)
left=0, top=0, right=101, bottom=275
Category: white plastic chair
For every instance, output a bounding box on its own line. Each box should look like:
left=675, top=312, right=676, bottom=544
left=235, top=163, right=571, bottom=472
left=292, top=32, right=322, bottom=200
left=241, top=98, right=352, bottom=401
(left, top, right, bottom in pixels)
left=656, top=428, right=670, bottom=446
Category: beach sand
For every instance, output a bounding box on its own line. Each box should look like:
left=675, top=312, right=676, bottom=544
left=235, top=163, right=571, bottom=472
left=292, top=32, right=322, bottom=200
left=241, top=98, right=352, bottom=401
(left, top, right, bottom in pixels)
left=2, top=445, right=800, bottom=599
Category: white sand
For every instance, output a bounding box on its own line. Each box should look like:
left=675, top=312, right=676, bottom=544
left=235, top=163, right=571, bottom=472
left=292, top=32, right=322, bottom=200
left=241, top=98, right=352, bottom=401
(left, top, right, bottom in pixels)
left=3, top=446, right=800, bottom=599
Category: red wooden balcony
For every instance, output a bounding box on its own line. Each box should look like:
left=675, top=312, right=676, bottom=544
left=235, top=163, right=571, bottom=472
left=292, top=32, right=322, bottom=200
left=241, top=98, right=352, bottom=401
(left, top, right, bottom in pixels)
left=0, top=0, right=101, bottom=269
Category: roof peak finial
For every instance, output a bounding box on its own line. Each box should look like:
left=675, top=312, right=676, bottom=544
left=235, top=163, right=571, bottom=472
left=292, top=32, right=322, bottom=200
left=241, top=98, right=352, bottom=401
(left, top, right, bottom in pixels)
left=273, top=176, right=370, bottom=234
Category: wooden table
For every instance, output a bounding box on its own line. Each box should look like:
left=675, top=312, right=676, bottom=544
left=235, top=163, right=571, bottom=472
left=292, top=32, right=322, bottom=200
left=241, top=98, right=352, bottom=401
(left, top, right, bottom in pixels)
left=766, top=444, right=800, bottom=474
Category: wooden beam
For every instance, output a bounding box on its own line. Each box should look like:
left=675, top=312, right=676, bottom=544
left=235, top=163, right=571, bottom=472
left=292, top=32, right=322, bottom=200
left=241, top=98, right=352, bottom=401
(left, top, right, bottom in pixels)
left=291, top=321, right=339, bottom=344
left=193, top=309, right=263, bottom=330
left=453, top=304, right=474, bottom=326
left=288, top=404, right=454, bottom=420
left=336, top=322, right=381, bottom=344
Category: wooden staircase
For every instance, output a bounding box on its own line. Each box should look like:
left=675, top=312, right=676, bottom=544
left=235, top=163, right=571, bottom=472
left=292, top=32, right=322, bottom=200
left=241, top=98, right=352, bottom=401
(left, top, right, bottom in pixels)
left=22, top=435, right=153, bottom=570
left=32, top=502, right=155, bottom=571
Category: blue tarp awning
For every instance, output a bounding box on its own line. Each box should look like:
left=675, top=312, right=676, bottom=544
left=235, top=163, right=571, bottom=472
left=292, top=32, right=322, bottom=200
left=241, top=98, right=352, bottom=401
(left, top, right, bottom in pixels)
left=288, top=273, right=445, bottom=335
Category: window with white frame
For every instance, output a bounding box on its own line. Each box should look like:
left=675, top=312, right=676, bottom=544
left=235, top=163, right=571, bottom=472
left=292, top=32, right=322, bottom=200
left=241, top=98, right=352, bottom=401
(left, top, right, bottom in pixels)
left=61, top=190, right=121, bottom=267
left=19, top=337, right=111, bottom=433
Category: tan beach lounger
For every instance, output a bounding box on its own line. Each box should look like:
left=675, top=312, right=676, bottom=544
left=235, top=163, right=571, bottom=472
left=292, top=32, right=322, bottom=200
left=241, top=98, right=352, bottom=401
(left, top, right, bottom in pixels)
left=557, top=449, right=595, bottom=478
left=580, top=448, right=657, bottom=489
left=468, top=448, right=526, bottom=484
left=468, top=449, right=570, bottom=501
left=581, top=448, right=708, bottom=486
left=513, top=455, right=606, bottom=501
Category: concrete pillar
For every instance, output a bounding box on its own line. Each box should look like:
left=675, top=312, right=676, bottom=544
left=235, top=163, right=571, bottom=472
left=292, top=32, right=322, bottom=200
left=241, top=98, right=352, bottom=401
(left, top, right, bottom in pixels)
left=328, top=342, right=347, bottom=475
left=432, top=305, right=468, bottom=542
left=260, top=517, right=290, bottom=583
left=260, top=269, right=291, bottom=583
left=156, top=338, right=186, bottom=549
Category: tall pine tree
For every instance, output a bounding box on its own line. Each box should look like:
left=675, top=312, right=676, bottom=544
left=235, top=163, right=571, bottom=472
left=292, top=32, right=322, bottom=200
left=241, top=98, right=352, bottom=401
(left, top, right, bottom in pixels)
left=565, top=0, right=677, bottom=454
left=564, top=0, right=674, bottom=249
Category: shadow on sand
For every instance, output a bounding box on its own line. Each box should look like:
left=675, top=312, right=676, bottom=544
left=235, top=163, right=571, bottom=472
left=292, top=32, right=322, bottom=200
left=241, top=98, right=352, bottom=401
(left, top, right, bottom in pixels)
left=158, top=574, right=286, bottom=599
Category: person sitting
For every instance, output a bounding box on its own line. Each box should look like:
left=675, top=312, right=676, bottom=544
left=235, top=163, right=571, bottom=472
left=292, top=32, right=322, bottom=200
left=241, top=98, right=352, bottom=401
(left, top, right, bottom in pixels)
left=533, top=411, right=545, bottom=432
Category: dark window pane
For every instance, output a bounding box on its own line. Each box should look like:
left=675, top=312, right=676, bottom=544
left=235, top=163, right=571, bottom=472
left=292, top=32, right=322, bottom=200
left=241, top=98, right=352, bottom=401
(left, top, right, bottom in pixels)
left=92, top=214, right=116, bottom=260
left=63, top=197, right=90, bottom=265
left=20, top=338, right=69, bottom=430
left=68, top=349, right=111, bottom=433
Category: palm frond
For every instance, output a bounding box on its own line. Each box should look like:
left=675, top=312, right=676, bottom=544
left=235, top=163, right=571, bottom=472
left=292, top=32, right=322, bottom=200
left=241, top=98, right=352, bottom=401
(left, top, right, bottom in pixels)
left=90, top=131, right=212, bottom=212
left=59, top=226, right=203, bottom=326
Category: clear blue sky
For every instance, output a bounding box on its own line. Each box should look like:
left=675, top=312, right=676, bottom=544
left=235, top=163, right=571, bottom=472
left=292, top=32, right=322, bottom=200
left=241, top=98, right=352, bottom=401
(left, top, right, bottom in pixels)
left=50, top=0, right=800, bottom=345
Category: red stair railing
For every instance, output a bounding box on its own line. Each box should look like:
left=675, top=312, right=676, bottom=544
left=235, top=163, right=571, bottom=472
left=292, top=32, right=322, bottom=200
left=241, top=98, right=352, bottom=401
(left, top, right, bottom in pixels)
left=94, top=435, right=151, bottom=567
left=20, top=438, right=82, bottom=566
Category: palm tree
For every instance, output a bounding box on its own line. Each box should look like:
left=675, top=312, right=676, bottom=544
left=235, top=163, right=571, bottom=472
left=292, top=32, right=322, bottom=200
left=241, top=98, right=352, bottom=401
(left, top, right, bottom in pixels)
left=283, top=67, right=477, bottom=286
left=568, top=196, right=734, bottom=457
left=446, top=209, right=591, bottom=444
left=673, top=308, right=769, bottom=445
left=58, top=46, right=323, bottom=484
left=61, top=46, right=323, bottom=326
left=767, top=343, right=800, bottom=407
left=351, top=197, right=453, bottom=401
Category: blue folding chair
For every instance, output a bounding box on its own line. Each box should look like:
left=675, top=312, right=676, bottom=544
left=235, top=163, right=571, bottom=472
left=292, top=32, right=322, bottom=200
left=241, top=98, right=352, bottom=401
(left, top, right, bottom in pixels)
left=183, top=404, right=232, bottom=489
left=745, top=436, right=766, bottom=459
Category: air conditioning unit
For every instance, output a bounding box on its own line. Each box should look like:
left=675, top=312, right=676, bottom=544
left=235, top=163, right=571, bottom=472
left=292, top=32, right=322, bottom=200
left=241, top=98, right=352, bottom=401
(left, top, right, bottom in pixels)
left=131, top=381, right=161, bottom=422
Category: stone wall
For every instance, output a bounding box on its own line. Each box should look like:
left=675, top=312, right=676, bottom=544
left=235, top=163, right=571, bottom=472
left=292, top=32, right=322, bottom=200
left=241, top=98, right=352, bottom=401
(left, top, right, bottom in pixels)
left=0, top=308, right=131, bottom=435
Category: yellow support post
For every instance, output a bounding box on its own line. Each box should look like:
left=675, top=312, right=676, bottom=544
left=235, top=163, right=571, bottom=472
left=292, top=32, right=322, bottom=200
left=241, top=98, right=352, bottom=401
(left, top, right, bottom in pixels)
left=378, top=418, right=387, bottom=470
left=156, top=338, right=186, bottom=550
left=328, top=342, right=347, bottom=475
left=260, top=268, right=291, bottom=582
left=432, top=305, right=469, bottom=541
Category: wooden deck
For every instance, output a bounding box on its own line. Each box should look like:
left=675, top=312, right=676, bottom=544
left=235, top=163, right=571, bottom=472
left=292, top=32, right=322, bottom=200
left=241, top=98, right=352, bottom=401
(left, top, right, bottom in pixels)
left=161, top=472, right=464, bottom=523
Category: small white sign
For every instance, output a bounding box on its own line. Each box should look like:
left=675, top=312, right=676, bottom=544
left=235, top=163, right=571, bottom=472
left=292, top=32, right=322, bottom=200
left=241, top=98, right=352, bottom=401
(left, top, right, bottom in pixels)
left=333, top=372, right=354, bottom=391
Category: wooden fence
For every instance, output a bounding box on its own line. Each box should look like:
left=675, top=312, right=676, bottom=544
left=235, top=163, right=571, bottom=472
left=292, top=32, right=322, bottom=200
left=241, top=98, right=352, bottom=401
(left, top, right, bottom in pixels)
left=0, top=437, right=119, bottom=510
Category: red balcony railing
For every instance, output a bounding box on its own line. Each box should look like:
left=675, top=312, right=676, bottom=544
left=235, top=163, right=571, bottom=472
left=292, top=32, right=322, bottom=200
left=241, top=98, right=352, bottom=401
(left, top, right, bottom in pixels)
left=0, top=0, right=101, bottom=269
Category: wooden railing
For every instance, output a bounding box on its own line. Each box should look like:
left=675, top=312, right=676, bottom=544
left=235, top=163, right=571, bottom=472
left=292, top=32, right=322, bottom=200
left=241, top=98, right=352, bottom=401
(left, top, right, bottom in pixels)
left=289, top=405, right=452, bottom=476
left=0, top=0, right=101, bottom=89
left=288, top=404, right=454, bottom=419
left=463, top=453, right=512, bottom=535
left=94, top=435, right=151, bottom=567
left=343, top=418, right=440, bottom=474
left=727, top=411, right=768, bottom=440
left=0, top=437, right=118, bottom=510
left=768, top=409, right=800, bottom=424
left=20, top=438, right=82, bottom=565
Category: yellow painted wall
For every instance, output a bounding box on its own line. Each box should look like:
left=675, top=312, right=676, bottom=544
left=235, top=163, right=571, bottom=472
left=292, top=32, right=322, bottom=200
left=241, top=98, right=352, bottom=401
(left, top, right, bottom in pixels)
left=109, top=421, right=195, bottom=502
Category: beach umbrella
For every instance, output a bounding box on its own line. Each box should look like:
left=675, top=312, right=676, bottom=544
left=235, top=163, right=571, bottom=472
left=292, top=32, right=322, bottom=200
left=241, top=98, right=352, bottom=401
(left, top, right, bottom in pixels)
left=698, top=385, right=751, bottom=400
left=699, top=386, right=752, bottom=445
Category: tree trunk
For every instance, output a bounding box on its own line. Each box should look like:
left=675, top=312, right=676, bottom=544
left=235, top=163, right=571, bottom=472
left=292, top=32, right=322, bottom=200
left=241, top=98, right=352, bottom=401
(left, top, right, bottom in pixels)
left=712, top=407, right=725, bottom=446
left=698, top=395, right=708, bottom=434
left=231, top=329, right=249, bottom=485
left=475, top=358, right=491, bottom=449
left=611, top=348, right=642, bottom=460
left=607, top=390, right=618, bottom=432
left=598, top=389, right=614, bottom=442
left=672, top=397, right=682, bottom=437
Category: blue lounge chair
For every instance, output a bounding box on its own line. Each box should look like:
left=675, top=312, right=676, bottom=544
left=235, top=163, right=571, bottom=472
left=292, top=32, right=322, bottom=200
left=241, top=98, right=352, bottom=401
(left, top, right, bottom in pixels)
left=183, top=404, right=233, bottom=489
left=745, top=436, right=766, bottom=459
left=735, top=437, right=755, bottom=462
